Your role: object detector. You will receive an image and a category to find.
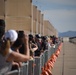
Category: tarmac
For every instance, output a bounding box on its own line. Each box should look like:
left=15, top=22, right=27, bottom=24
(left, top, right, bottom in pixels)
left=52, top=41, right=76, bottom=75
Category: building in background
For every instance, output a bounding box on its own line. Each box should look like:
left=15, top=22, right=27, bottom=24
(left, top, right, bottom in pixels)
left=0, top=0, right=5, bottom=19
left=0, top=0, right=58, bottom=37
left=44, top=20, right=58, bottom=37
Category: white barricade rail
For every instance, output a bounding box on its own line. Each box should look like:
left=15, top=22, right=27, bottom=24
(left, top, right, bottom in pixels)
left=6, top=70, right=19, bottom=75
left=20, top=62, right=28, bottom=75
left=28, top=60, right=35, bottom=75
left=34, top=56, right=41, bottom=75
left=6, top=62, right=28, bottom=75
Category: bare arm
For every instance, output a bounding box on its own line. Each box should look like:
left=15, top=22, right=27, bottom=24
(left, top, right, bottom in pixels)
left=7, top=33, right=30, bottom=62
left=7, top=51, right=30, bottom=62
left=30, top=43, right=38, bottom=52
left=23, top=34, right=30, bottom=57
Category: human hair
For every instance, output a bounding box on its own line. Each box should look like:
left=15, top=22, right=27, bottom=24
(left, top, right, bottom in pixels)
left=12, top=31, right=25, bottom=48
left=29, top=34, right=33, bottom=42
left=0, top=19, right=5, bottom=39
left=0, top=19, right=5, bottom=27
left=18, top=31, right=24, bottom=38
left=12, top=38, right=23, bottom=48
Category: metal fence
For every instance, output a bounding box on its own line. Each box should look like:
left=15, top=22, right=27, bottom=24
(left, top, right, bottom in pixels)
left=6, top=43, right=60, bottom=75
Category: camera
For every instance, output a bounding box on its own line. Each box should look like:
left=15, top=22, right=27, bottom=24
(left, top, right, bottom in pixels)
left=18, top=31, right=24, bottom=38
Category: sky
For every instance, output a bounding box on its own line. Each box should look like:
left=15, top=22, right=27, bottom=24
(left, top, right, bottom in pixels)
left=32, top=0, right=76, bottom=33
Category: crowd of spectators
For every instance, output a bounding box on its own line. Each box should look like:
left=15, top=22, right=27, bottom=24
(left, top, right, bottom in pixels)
left=0, top=19, right=58, bottom=75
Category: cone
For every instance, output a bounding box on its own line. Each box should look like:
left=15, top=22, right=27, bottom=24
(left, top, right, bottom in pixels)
left=55, top=50, right=60, bottom=57
left=41, top=67, right=49, bottom=75
left=45, top=69, right=52, bottom=75
left=50, top=54, right=57, bottom=62
left=47, top=60, right=54, bottom=69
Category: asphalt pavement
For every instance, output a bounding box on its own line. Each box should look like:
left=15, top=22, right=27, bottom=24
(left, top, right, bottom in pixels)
left=52, top=41, right=76, bottom=75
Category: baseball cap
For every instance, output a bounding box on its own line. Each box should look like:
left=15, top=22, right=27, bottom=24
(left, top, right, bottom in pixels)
left=5, top=30, right=18, bottom=42
left=35, top=34, right=41, bottom=38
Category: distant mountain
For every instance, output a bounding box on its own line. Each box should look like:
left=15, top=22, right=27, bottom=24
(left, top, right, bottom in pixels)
left=59, top=31, right=76, bottom=37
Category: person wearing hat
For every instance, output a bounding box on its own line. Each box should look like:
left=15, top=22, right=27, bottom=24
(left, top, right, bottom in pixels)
left=0, top=29, right=30, bottom=74
left=34, top=34, right=42, bottom=56
left=28, top=34, right=38, bottom=57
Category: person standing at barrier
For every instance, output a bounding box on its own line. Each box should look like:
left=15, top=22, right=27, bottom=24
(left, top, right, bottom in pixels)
left=0, top=19, right=12, bottom=74
left=11, top=31, right=25, bottom=70
left=41, top=36, right=48, bottom=51
left=34, top=34, right=42, bottom=56
left=50, top=36, right=56, bottom=48
left=46, top=36, right=52, bottom=49
left=49, top=36, right=53, bottom=45
left=29, top=34, right=38, bottom=57
left=0, top=30, right=30, bottom=75
left=0, top=19, right=6, bottom=55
